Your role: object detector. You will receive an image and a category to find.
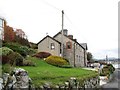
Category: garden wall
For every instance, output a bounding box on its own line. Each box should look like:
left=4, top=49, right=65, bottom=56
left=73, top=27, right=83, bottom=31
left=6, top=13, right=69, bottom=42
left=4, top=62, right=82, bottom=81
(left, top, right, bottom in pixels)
left=37, top=76, right=100, bottom=89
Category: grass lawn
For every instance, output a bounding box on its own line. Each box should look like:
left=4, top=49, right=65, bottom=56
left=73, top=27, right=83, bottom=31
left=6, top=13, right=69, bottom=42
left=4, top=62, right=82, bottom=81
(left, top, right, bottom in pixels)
left=18, top=57, right=98, bottom=87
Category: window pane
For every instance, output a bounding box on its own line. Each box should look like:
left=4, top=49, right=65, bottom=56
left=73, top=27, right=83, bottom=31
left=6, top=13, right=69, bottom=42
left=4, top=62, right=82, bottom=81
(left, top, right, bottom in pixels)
left=67, top=42, right=72, bottom=49
left=51, top=43, right=55, bottom=49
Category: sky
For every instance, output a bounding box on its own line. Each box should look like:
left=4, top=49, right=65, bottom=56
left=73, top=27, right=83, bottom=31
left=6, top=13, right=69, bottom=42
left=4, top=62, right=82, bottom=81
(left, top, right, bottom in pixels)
left=0, top=0, right=119, bottom=59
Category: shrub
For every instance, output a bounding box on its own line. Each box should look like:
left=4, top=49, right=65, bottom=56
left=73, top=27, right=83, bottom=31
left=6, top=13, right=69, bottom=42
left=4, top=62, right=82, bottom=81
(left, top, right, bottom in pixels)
left=2, top=64, right=14, bottom=73
left=33, top=52, right=51, bottom=59
left=28, top=48, right=36, bottom=56
left=106, top=64, right=115, bottom=74
left=45, top=56, right=69, bottom=66
left=0, top=47, right=13, bottom=56
left=100, top=67, right=110, bottom=76
left=23, top=60, right=35, bottom=66
left=3, top=42, right=37, bottom=57
left=100, top=64, right=115, bottom=76
left=3, top=43, right=28, bottom=57
left=8, top=52, right=24, bottom=66
left=0, top=47, right=14, bottom=64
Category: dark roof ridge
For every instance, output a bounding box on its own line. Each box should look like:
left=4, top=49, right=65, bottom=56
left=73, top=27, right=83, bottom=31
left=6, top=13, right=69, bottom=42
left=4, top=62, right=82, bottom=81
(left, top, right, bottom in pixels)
left=37, top=35, right=61, bottom=45
left=53, top=31, right=85, bottom=50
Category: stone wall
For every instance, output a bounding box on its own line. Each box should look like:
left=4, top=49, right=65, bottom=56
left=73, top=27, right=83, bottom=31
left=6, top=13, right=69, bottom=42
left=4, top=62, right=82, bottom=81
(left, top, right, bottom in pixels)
left=36, top=76, right=100, bottom=89
left=0, top=68, right=99, bottom=89
left=0, top=68, right=32, bottom=90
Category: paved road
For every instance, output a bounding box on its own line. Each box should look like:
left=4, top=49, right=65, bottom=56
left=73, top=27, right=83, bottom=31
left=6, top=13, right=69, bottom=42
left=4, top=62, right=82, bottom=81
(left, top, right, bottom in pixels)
left=100, top=68, right=120, bottom=90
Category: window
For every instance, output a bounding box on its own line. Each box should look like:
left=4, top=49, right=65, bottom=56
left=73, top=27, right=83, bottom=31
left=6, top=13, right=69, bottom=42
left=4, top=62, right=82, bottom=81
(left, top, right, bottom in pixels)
left=66, top=41, right=72, bottom=49
left=51, top=43, right=55, bottom=50
left=76, top=55, right=78, bottom=60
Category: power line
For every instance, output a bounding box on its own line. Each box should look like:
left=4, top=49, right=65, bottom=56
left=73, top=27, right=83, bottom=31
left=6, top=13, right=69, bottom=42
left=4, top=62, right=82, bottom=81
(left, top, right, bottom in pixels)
left=40, top=0, right=61, bottom=12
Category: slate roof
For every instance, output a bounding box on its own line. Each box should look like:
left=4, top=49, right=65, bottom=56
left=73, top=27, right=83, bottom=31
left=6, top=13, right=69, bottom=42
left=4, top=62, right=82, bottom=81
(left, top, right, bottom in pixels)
left=80, top=43, right=88, bottom=50
left=53, top=31, right=85, bottom=50
left=37, top=35, right=61, bottom=45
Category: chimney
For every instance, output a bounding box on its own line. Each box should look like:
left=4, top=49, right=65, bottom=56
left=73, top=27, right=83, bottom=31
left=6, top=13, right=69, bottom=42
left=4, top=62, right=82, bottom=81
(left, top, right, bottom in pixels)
left=74, top=39, right=77, bottom=42
left=62, top=29, right=68, bottom=36
left=68, top=35, right=73, bottom=39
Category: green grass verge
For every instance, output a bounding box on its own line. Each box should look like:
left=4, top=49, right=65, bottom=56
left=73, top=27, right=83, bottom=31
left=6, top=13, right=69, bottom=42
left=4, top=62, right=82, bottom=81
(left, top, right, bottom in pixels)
left=18, top=57, right=98, bottom=87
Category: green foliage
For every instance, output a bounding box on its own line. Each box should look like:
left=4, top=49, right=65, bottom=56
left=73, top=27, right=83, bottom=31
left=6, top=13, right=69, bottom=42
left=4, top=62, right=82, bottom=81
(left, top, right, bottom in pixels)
left=107, top=64, right=115, bottom=73
left=3, top=42, right=27, bottom=57
left=8, top=52, right=24, bottom=66
left=0, top=46, right=24, bottom=66
left=3, top=42, right=36, bottom=57
left=28, top=48, right=36, bottom=55
left=29, top=42, right=37, bottom=49
left=14, top=35, right=30, bottom=47
left=23, top=60, right=35, bottom=66
left=2, top=64, right=14, bottom=73
left=45, top=56, right=69, bottom=67
left=100, top=64, right=115, bottom=76
left=58, top=65, right=73, bottom=68
left=0, top=47, right=14, bottom=64
left=87, top=52, right=93, bottom=62
left=18, top=57, right=98, bottom=87
left=0, top=47, right=13, bottom=56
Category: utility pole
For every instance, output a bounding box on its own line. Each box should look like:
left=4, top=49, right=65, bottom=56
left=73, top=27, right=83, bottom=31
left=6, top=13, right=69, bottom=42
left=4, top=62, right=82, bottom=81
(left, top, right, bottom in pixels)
left=106, top=55, right=108, bottom=64
left=61, top=10, right=64, bottom=57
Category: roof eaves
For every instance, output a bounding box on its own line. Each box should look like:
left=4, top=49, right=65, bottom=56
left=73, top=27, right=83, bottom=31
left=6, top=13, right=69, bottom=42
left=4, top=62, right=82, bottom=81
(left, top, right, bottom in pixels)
left=37, top=35, right=61, bottom=45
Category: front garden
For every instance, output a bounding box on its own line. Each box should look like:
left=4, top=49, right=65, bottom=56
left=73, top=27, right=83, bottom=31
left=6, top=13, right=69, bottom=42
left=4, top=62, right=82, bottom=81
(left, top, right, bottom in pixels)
left=1, top=42, right=99, bottom=88
left=18, top=57, right=98, bottom=87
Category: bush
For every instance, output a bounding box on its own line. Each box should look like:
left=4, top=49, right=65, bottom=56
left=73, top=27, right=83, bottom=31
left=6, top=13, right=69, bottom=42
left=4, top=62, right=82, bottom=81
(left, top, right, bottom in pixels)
left=8, top=52, right=24, bottom=66
left=0, top=47, right=24, bottom=66
left=100, top=64, right=115, bottom=76
left=1, top=55, right=9, bottom=64
left=3, top=43, right=28, bottom=57
left=100, top=67, right=110, bottom=76
left=33, top=52, right=51, bottom=59
left=28, top=48, right=36, bottom=56
left=0, top=47, right=13, bottom=56
left=107, top=64, right=115, bottom=73
left=23, top=60, right=35, bottom=66
left=0, top=47, right=14, bottom=64
left=3, top=42, right=36, bottom=57
left=2, top=64, right=14, bottom=73
left=45, top=56, right=69, bottom=66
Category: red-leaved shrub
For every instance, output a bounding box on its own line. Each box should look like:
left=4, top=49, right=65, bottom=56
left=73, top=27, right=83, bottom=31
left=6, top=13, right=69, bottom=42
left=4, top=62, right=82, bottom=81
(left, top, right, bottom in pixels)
left=33, top=52, right=51, bottom=59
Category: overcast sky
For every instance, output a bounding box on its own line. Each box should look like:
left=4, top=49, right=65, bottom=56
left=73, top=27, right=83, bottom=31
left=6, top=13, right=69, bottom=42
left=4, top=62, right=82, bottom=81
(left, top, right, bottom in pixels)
left=0, top=0, right=118, bottom=59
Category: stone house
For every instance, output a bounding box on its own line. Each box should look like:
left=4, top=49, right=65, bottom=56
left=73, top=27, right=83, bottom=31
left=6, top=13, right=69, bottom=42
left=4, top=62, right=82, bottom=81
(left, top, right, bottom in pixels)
left=37, top=29, right=88, bottom=67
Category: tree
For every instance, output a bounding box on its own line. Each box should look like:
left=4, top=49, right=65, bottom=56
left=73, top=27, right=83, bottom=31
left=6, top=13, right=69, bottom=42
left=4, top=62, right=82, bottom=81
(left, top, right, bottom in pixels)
left=87, top=52, right=93, bottom=62
left=4, top=25, right=15, bottom=42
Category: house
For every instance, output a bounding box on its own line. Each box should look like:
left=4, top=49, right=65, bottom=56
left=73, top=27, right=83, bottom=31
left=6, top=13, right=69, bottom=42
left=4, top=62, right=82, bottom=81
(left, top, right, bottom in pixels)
left=37, top=29, right=88, bottom=67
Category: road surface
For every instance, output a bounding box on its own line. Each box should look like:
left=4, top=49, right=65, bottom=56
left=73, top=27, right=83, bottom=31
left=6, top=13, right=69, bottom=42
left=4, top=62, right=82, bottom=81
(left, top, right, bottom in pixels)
left=100, top=68, right=120, bottom=90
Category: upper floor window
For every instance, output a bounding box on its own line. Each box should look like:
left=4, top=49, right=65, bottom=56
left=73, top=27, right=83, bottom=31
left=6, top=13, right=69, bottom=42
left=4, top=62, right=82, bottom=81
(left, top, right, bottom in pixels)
left=51, top=43, right=55, bottom=50
left=66, top=41, right=72, bottom=49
